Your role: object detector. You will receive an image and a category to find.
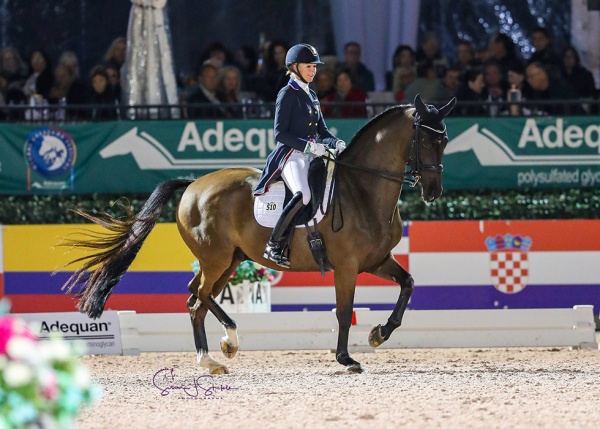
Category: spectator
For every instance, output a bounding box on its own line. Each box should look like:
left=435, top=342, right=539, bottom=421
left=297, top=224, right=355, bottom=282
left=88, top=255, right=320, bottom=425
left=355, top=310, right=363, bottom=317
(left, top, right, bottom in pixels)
left=314, top=67, right=335, bottom=101
left=186, top=62, right=224, bottom=119
left=525, top=61, right=583, bottom=115
left=0, top=47, right=28, bottom=87
left=199, top=42, right=233, bottom=69
left=385, top=44, right=416, bottom=91
left=488, top=33, right=524, bottom=81
left=48, top=63, right=88, bottom=119
left=58, top=51, right=81, bottom=80
left=455, top=68, right=487, bottom=116
left=561, top=46, right=596, bottom=100
left=337, top=42, right=375, bottom=92
left=321, top=68, right=367, bottom=118
left=392, top=66, right=416, bottom=103
left=415, top=31, right=449, bottom=78
left=403, top=59, right=445, bottom=104
left=507, top=62, right=534, bottom=102
left=483, top=59, right=509, bottom=101
left=440, top=66, right=461, bottom=102
left=453, top=40, right=478, bottom=79
left=528, top=27, right=563, bottom=78
left=87, top=65, right=118, bottom=120
left=104, top=63, right=122, bottom=102
left=103, top=36, right=127, bottom=70
left=257, top=39, right=289, bottom=102
left=235, top=45, right=259, bottom=91
left=23, top=49, right=54, bottom=100
left=217, top=65, right=243, bottom=119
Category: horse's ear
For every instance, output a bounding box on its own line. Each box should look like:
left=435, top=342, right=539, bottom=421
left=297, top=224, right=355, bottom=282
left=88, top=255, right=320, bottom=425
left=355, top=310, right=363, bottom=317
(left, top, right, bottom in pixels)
left=439, top=97, right=457, bottom=118
left=414, top=94, right=428, bottom=116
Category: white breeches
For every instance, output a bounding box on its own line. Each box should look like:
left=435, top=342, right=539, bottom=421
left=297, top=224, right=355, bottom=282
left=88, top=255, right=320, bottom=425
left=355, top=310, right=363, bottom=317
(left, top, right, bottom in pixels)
left=281, top=150, right=314, bottom=205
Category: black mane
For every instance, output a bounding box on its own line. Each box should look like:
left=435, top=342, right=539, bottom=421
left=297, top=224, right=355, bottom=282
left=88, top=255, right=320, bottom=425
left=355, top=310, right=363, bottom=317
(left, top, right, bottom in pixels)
left=347, top=104, right=413, bottom=148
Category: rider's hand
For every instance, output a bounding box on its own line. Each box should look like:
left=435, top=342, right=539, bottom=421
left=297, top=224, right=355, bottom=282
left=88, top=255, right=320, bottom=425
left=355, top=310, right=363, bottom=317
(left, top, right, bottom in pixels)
left=335, top=140, right=346, bottom=155
left=305, top=140, right=327, bottom=157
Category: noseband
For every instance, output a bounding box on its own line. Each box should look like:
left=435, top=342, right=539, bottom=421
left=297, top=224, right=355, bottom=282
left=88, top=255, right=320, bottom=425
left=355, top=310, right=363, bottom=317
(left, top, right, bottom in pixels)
left=405, top=114, right=446, bottom=186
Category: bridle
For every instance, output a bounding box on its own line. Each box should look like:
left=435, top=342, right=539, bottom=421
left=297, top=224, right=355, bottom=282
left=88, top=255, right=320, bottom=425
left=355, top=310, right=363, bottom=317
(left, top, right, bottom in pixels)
left=324, top=113, right=448, bottom=188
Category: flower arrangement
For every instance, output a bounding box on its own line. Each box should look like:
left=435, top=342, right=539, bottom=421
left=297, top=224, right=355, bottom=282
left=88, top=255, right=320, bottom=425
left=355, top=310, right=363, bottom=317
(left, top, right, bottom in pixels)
left=192, top=260, right=278, bottom=286
left=0, top=299, right=99, bottom=429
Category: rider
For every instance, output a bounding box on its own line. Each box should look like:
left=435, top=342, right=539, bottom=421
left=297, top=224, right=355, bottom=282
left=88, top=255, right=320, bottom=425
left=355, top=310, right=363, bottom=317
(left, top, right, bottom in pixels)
left=253, top=43, right=346, bottom=268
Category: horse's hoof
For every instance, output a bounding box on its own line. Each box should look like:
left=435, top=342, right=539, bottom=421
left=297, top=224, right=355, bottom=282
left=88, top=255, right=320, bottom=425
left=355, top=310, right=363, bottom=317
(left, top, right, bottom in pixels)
left=369, top=324, right=385, bottom=348
left=220, top=339, right=238, bottom=359
left=346, top=363, right=365, bottom=374
left=209, top=365, right=230, bottom=375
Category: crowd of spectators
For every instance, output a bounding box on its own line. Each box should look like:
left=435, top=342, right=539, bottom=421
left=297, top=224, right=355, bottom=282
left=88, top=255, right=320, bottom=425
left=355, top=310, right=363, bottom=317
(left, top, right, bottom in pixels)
left=0, top=27, right=597, bottom=122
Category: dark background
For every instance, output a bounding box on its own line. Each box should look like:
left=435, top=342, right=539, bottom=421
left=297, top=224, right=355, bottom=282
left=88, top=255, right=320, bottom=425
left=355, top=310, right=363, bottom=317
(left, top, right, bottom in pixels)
left=0, top=0, right=571, bottom=83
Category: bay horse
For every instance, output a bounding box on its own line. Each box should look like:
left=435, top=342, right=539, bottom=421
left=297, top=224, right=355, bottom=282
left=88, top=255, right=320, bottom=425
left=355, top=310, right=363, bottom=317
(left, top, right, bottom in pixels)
left=63, top=95, right=456, bottom=374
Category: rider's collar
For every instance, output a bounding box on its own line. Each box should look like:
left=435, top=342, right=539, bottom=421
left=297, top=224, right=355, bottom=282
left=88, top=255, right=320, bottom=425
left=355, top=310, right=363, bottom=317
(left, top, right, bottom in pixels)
left=290, top=75, right=310, bottom=94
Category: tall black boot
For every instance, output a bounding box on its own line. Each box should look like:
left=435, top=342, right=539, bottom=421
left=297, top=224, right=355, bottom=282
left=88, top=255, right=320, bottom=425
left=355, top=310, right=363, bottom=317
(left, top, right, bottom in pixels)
left=264, top=191, right=305, bottom=268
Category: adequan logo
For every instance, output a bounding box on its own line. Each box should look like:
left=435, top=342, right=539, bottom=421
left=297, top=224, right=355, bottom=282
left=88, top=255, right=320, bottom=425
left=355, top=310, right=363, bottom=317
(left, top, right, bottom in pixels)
left=446, top=120, right=600, bottom=166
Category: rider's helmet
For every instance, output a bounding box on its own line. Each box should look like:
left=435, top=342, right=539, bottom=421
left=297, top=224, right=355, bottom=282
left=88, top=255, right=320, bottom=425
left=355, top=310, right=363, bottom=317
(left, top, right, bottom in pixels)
left=285, top=44, right=324, bottom=69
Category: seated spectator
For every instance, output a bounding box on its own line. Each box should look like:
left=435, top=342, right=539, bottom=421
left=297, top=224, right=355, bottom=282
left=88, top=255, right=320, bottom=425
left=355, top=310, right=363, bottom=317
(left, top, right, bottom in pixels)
left=528, top=27, right=563, bottom=78
left=23, top=49, right=54, bottom=100
left=525, top=61, right=584, bottom=115
left=256, top=40, right=289, bottom=102
left=0, top=47, right=28, bottom=88
left=561, top=46, right=596, bottom=99
left=314, top=68, right=335, bottom=100
left=104, top=63, right=122, bottom=102
left=453, top=40, right=479, bottom=79
left=385, top=44, right=416, bottom=91
left=455, top=69, right=487, bottom=116
left=235, top=45, right=259, bottom=92
left=402, top=59, right=445, bottom=103
left=199, top=42, right=233, bottom=69
left=415, top=31, right=449, bottom=78
left=440, top=66, right=461, bottom=102
left=87, top=65, right=118, bottom=120
left=483, top=59, right=509, bottom=101
left=58, top=51, right=81, bottom=80
left=321, top=68, right=367, bottom=118
left=217, top=65, right=243, bottom=119
left=488, top=33, right=524, bottom=82
left=48, top=63, right=88, bottom=119
left=507, top=62, right=534, bottom=102
left=185, top=62, right=225, bottom=119
left=337, top=42, right=375, bottom=92
left=392, top=66, right=416, bottom=102
left=104, top=36, right=127, bottom=70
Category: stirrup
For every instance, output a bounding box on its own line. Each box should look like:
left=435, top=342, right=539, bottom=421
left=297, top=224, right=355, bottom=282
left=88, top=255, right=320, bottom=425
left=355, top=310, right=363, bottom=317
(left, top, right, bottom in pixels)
left=264, top=243, right=290, bottom=268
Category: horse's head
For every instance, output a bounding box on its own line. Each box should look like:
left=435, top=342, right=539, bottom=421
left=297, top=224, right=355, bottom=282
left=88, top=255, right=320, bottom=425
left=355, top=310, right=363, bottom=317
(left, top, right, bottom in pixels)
left=410, top=94, right=456, bottom=202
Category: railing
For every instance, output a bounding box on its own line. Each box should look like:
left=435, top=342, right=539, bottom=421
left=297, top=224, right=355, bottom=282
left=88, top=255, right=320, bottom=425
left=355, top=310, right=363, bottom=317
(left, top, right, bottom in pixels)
left=0, top=98, right=598, bottom=123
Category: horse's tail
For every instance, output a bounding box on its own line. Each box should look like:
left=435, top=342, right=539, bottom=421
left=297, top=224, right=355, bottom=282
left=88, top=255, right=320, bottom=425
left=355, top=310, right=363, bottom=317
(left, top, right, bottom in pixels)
left=61, top=179, right=194, bottom=319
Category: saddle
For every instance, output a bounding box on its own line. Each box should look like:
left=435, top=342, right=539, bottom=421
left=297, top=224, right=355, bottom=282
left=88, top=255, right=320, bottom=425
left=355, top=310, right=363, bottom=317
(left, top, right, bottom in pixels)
left=254, top=158, right=333, bottom=274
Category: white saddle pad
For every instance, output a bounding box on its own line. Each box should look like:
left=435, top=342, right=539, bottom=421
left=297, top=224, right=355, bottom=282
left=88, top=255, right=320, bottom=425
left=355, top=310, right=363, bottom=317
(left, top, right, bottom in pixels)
left=254, top=179, right=333, bottom=228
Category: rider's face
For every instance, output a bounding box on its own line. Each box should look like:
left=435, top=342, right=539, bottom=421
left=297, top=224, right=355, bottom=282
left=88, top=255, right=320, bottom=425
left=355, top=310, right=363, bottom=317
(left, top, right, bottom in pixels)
left=297, top=63, right=317, bottom=83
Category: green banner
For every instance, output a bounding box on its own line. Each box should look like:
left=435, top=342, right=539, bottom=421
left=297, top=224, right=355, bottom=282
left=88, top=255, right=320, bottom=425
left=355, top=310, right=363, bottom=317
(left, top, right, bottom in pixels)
left=0, top=117, right=598, bottom=194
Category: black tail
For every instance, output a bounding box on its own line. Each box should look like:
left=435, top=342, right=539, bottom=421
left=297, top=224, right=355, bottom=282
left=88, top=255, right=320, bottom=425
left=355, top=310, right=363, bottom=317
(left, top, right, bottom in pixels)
left=61, top=179, right=194, bottom=318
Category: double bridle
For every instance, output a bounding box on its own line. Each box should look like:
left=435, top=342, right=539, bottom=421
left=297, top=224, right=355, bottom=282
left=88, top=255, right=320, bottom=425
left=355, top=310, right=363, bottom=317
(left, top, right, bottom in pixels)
left=324, top=114, right=447, bottom=187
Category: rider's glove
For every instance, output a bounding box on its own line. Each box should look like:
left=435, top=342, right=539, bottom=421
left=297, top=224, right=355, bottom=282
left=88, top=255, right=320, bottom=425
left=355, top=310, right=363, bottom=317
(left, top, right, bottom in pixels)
left=304, top=140, right=327, bottom=157
left=335, top=140, right=347, bottom=155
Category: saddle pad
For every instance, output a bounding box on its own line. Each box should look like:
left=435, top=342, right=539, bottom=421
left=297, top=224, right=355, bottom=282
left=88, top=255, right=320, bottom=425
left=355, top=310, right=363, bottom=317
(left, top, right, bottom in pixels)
left=254, top=179, right=333, bottom=228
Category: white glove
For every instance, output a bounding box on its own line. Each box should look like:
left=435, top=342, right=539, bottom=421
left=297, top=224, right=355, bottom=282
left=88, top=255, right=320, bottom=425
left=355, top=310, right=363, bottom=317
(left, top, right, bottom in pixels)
left=335, top=140, right=346, bottom=155
left=305, top=140, right=327, bottom=157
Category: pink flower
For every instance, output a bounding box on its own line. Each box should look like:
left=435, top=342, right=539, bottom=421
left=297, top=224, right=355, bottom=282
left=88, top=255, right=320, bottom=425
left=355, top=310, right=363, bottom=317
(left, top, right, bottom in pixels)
left=0, top=316, right=37, bottom=355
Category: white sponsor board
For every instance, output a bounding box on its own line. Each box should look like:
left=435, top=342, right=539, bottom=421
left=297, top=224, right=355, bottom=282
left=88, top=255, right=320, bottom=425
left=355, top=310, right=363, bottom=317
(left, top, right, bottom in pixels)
left=19, top=311, right=122, bottom=355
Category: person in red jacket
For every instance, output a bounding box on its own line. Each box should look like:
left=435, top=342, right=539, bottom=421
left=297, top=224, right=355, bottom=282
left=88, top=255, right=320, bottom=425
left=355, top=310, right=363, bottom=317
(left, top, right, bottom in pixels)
left=321, top=68, right=367, bottom=118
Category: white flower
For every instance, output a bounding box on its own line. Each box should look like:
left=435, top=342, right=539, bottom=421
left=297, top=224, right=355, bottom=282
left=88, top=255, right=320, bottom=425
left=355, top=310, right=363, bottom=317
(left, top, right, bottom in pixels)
left=73, top=366, right=91, bottom=389
left=3, top=361, right=34, bottom=387
left=40, top=339, right=71, bottom=362
left=6, top=336, right=37, bottom=361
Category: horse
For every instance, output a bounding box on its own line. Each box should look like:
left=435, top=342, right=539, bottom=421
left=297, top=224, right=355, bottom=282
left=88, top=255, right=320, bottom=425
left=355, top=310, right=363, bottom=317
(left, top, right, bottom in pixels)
left=62, top=95, right=456, bottom=374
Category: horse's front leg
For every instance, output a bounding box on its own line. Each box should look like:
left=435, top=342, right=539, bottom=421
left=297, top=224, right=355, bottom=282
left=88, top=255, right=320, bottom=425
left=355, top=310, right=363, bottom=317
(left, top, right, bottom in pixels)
left=366, top=253, right=414, bottom=347
left=333, top=269, right=364, bottom=374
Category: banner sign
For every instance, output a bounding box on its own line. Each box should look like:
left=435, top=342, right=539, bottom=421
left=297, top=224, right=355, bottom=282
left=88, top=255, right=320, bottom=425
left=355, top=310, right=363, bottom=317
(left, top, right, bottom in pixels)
left=0, top=117, right=598, bottom=194
left=2, top=221, right=599, bottom=314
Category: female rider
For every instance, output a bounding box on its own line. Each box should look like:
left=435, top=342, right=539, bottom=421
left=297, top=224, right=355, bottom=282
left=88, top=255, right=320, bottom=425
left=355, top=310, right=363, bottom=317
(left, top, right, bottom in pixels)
left=253, top=43, right=346, bottom=268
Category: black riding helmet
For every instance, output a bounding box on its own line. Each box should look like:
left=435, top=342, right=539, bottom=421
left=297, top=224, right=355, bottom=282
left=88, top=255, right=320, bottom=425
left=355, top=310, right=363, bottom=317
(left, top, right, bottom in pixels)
left=285, top=44, right=323, bottom=83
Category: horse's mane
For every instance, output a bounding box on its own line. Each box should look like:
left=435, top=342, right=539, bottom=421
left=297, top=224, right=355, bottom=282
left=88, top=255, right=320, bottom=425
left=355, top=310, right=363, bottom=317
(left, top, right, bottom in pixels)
left=347, top=104, right=413, bottom=148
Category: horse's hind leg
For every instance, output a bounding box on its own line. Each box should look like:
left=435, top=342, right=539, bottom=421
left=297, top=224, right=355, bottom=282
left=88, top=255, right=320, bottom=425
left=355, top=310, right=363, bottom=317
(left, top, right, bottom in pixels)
left=187, top=270, right=239, bottom=375
left=367, top=254, right=414, bottom=347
